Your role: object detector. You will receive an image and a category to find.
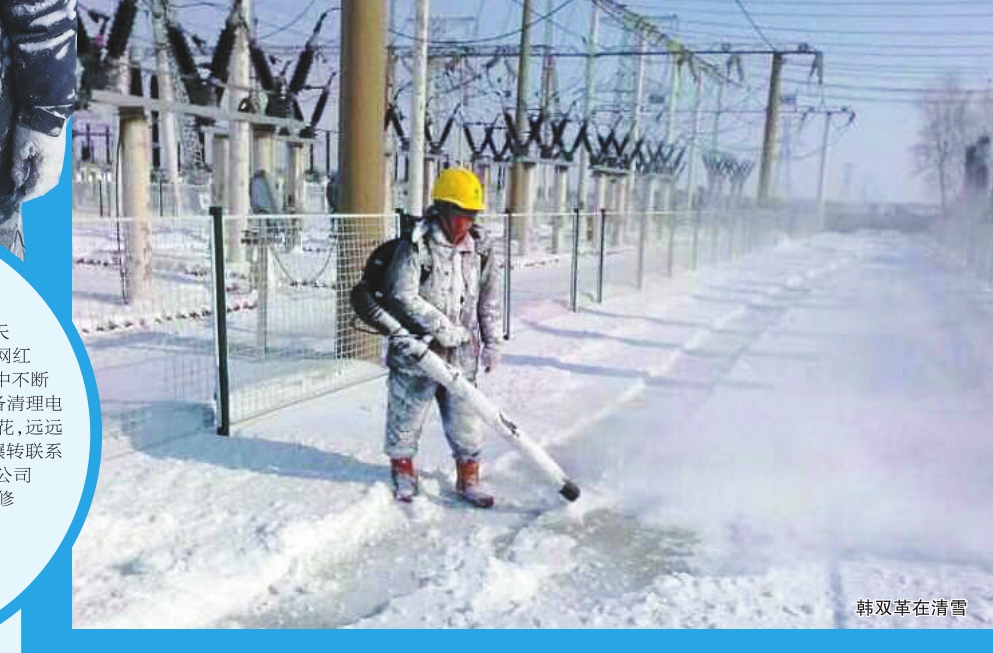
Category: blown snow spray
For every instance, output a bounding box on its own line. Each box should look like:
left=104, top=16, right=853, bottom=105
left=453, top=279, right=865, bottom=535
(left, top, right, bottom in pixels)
left=400, top=334, right=581, bottom=502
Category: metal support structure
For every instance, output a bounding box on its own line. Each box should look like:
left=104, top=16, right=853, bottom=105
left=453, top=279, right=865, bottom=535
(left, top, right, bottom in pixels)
left=409, top=0, right=430, bottom=216
left=151, top=1, right=182, bottom=216
left=712, top=75, right=724, bottom=152
left=256, top=225, right=270, bottom=355
left=504, top=209, right=513, bottom=340
left=212, top=132, right=228, bottom=207
left=209, top=206, right=231, bottom=436
left=691, top=208, right=702, bottom=270
left=684, top=74, right=703, bottom=210
left=576, top=3, right=599, bottom=215
left=636, top=208, right=648, bottom=289
left=627, top=31, right=646, bottom=221
left=551, top=164, right=568, bottom=254
left=593, top=172, right=606, bottom=255
left=570, top=208, right=581, bottom=312
left=597, top=208, right=607, bottom=303
left=661, top=61, right=680, bottom=213
left=666, top=210, right=677, bottom=277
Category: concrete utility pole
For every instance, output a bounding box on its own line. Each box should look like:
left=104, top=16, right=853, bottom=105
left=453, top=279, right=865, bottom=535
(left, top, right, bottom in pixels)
left=338, top=0, right=388, bottom=359
left=120, top=49, right=152, bottom=303
left=757, top=52, right=784, bottom=206
left=509, top=0, right=534, bottom=253
left=816, top=111, right=832, bottom=228
left=339, top=0, right=388, bottom=214
left=812, top=108, right=854, bottom=224
left=226, top=0, right=252, bottom=263
left=151, top=0, right=183, bottom=216
left=409, top=0, right=430, bottom=217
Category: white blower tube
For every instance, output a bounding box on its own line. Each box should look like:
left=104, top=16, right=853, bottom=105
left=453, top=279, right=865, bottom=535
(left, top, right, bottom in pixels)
left=405, top=337, right=581, bottom=502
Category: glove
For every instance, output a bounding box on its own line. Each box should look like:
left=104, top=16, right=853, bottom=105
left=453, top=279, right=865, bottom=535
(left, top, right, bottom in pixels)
left=390, top=333, right=426, bottom=360
left=435, top=323, right=470, bottom=349
left=480, top=344, right=500, bottom=373
left=11, top=125, right=67, bottom=203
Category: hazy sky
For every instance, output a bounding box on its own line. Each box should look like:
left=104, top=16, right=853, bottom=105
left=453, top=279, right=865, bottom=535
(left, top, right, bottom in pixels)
left=83, top=0, right=993, bottom=204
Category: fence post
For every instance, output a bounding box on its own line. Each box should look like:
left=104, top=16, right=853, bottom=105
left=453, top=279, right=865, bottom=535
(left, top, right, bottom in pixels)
left=210, top=206, right=231, bottom=436
left=115, top=218, right=128, bottom=305
left=597, top=208, right=607, bottom=303
left=504, top=209, right=513, bottom=340
left=727, top=213, right=735, bottom=260
left=711, top=210, right=720, bottom=265
left=570, top=207, right=581, bottom=312
left=691, top=209, right=702, bottom=270
left=666, top=211, right=677, bottom=277
left=636, top=209, right=647, bottom=289
left=987, top=226, right=993, bottom=286
left=258, top=220, right=270, bottom=355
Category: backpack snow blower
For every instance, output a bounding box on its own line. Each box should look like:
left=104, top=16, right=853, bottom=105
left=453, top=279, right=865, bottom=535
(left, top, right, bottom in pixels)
left=350, top=223, right=581, bottom=503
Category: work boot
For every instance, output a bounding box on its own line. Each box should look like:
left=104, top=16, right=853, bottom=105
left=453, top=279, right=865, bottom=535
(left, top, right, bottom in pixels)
left=390, top=458, right=419, bottom=503
left=455, top=459, right=494, bottom=509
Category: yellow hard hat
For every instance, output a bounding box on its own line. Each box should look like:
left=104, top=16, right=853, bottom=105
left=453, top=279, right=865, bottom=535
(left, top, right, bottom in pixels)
left=431, top=167, right=486, bottom=212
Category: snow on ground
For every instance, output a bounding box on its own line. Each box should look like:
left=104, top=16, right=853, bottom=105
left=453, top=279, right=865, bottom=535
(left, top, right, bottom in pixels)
left=72, top=228, right=993, bottom=629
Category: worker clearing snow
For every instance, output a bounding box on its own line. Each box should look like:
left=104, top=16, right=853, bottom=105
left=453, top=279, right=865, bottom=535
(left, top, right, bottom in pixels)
left=353, top=167, right=503, bottom=508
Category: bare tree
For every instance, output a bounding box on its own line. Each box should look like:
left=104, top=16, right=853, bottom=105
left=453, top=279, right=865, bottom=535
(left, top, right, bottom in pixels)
left=912, top=74, right=976, bottom=217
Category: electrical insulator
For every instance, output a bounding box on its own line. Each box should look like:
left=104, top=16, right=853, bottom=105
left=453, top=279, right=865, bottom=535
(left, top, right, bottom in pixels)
left=209, top=22, right=237, bottom=88
left=287, top=11, right=326, bottom=98
left=249, top=39, right=276, bottom=92
left=78, top=16, right=92, bottom=57
left=166, top=23, right=198, bottom=80
left=166, top=22, right=213, bottom=106
left=106, top=0, right=138, bottom=60
left=310, top=81, right=331, bottom=126
left=288, top=48, right=314, bottom=98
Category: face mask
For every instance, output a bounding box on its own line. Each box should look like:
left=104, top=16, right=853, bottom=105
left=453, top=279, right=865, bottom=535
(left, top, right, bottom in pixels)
left=440, top=213, right=475, bottom=244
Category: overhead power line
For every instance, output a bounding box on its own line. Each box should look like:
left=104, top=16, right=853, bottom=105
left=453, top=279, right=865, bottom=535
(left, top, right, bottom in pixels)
left=732, top=0, right=774, bottom=49
left=661, top=0, right=993, bottom=6
left=389, top=0, right=578, bottom=45
left=259, top=0, right=326, bottom=40
left=680, top=18, right=993, bottom=37
left=783, top=78, right=991, bottom=95
left=674, top=7, right=993, bottom=20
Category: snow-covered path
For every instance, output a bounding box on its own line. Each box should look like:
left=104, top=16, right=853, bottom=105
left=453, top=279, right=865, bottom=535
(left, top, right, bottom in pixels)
left=72, top=230, right=993, bottom=629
